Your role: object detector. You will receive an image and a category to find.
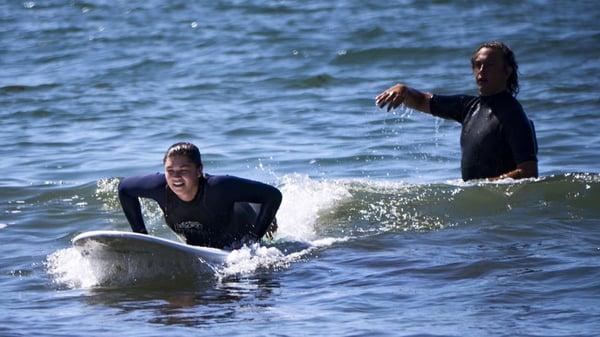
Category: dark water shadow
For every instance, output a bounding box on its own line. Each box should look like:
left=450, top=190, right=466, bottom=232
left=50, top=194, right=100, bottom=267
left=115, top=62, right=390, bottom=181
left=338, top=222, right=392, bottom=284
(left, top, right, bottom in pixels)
left=82, top=267, right=282, bottom=327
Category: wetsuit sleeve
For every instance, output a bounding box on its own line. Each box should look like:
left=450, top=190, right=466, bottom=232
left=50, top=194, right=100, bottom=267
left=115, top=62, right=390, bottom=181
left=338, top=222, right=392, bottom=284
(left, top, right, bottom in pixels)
left=429, top=94, right=474, bottom=123
left=117, top=173, right=166, bottom=234
left=505, top=111, right=538, bottom=165
left=215, top=176, right=283, bottom=240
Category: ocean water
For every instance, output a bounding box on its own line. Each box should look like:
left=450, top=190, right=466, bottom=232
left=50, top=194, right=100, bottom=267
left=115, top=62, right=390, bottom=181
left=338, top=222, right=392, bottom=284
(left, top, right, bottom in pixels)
left=1, top=1, right=599, bottom=336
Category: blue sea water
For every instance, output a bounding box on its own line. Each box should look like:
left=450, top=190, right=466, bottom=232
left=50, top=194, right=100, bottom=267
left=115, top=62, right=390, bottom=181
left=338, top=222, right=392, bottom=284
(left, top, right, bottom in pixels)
left=1, top=1, right=599, bottom=336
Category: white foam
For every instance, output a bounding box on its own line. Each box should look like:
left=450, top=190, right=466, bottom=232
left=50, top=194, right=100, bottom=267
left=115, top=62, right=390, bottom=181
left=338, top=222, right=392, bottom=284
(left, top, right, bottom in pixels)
left=96, top=177, right=120, bottom=194
left=275, top=174, right=352, bottom=241
left=95, top=177, right=121, bottom=211
left=45, top=174, right=355, bottom=288
left=199, top=189, right=354, bottom=277
left=219, top=243, right=284, bottom=276
left=95, top=173, right=352, bottom=241
left=0, top=223, right=7, bottom=230
left=310, top=236, right=349, bottom=247
left=46, top=247, right=98, bottom=289
left=96, top=177, right=165, bottom=230
left=46, top=240, right=220, bottom=289
left=216, top=236, right=349, bottom=279
left=47, top=239, right=341, bottom=288
left=444, top=176, right=542, bottom=187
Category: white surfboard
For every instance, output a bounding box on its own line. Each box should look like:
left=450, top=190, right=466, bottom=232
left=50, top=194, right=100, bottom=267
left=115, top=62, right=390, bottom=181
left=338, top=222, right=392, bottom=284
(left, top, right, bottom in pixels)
left=72, top=230, right=229, bottom=265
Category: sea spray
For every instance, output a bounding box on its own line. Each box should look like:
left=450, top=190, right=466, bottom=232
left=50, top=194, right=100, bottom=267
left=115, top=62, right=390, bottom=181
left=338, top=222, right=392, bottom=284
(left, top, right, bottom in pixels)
left=47, top=174, right=354, bottom=288
left=217, top=174, right=353, bottom=278
left=46, top=241, right=217, bottom=289
left=276, top=173, right=352, bottom=241
left=46, top=247, right=98, bottom=289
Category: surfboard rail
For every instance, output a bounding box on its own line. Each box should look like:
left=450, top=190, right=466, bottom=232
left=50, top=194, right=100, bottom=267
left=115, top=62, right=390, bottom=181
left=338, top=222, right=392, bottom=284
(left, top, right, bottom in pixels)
left=73, top=230, right=229, bottom=264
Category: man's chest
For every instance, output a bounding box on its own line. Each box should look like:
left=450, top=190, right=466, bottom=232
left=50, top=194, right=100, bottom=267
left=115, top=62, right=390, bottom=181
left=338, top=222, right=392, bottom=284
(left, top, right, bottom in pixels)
left=461, top=104, right=504, bottom=147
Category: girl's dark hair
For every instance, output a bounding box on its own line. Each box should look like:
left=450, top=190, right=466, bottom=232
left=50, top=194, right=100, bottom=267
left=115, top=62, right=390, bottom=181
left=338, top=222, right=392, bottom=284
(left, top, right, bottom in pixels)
left=471, top=41, right=520, bottom=97
left=163, top=142, right=202, bottom=167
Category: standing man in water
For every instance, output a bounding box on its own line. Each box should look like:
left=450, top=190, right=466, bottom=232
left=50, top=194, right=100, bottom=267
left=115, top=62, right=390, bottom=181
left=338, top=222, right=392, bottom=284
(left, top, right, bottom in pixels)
left=376, top=41, right=538, bottom=181
left=118, top=142, right=282, bottom=249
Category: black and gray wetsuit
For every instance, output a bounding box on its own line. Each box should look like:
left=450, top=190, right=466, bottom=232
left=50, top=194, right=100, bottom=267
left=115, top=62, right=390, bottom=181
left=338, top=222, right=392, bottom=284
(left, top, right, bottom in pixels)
left=118, top=173, right=282, bottom=248
left=429, top=91, right=538, bottom=180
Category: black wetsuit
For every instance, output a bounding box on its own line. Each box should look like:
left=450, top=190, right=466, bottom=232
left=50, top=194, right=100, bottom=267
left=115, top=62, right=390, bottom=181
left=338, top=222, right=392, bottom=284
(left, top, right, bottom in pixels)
left=429, top=91, right=538, bottom=180
left=118, top=173, right=282, bottom=248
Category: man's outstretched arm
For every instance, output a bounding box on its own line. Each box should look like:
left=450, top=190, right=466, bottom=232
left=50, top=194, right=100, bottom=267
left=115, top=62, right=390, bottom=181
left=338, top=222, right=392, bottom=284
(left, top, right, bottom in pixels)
left=376, top=83, right=433, bottom=113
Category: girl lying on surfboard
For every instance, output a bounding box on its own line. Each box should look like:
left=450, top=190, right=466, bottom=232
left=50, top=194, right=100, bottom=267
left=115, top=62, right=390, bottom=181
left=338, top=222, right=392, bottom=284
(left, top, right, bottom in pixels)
left=118, top=142, right=282, bottom=249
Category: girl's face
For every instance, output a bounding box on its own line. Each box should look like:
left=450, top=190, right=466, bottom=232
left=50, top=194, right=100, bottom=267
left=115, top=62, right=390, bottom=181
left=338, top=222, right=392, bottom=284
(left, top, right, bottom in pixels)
left=164, top=155, right=202, bottom=201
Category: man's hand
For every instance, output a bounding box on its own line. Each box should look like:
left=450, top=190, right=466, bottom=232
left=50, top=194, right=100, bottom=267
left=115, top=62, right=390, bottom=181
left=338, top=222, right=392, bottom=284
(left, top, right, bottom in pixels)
left=376, top=83, right=432, bottom=113
left=491, top=161, right=538, bottom=180
left=376, top=84, right=409, bottom=111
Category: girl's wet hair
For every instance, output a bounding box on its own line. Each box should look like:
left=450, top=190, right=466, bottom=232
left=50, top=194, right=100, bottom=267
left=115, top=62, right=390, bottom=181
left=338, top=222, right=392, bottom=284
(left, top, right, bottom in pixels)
left=163, top=142, right=203, bottom=167
left=471, top=41, right=520, bottom=97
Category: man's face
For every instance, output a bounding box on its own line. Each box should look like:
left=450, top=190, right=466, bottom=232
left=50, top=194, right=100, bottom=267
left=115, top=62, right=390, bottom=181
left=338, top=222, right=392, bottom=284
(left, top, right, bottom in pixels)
left=164, top=155, right=201, bottom=200
left=472, top=47, right=511, bottom=96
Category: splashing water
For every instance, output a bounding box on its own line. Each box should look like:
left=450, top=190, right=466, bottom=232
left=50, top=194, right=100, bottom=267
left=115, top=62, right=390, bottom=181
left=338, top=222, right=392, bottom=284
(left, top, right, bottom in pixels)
left=46, top=174, right=353, bottom=288
left=275, top=173, right=352, bottom=241
left=46, top=247, right=98, bottom=289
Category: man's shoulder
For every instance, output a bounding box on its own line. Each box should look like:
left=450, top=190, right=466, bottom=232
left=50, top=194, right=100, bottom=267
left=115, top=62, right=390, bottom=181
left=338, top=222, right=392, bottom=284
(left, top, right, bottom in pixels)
left=430, top=93, right=479, bottom=122
left=496, top=94, right=528, bottom=123
left=493, top=91, right=523, bottom=109
left=433, top=93, right=480, bottom=109
left=433, top=93, right=478, bottom=101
